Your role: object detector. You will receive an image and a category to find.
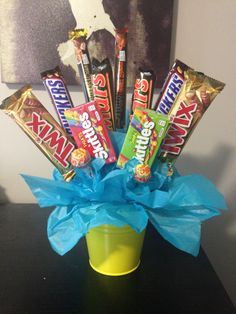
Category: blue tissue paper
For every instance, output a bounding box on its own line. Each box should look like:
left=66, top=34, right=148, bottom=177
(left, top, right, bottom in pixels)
left=22, top=131, right=227, bottom=256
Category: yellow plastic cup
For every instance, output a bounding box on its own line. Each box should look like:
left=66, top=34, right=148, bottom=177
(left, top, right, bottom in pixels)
left=85, top=224, right=146, bottom=276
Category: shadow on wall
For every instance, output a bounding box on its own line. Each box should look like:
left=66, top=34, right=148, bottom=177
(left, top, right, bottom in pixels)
left=176, top=143, right=235, bottom=205
left=0, top=185, right=10, bottom=204
left=176, top=142, right=236, bottom=239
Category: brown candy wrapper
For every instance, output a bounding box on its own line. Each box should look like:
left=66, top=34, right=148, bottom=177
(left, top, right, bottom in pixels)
left=159, top=70, right=225, bottom=169
left=114, top=27, right=128, bottom=129
left=0, top=85, right=76, bottom=181
left=130, top=69, right=156, bottom=115
left=69, top=29, right=94, bottom=102
left=92, top=58, right=115, bottom=131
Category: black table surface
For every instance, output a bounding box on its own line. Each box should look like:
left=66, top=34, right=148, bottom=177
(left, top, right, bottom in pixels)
left=0, top=204, right=235, bottom=314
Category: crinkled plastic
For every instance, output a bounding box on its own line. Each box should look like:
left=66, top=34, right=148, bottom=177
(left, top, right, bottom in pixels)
left=22, top=131, right=227, bottom=257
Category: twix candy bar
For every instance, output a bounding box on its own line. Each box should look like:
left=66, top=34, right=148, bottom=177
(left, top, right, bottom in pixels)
left=130, top=69, right=156, bottom=115
left=0, top=85, right=76, bottom=181
left=92, top=58, right=115, bottom=131
left=41, top=66, right=74, bottom=137
left=114, top=27, right=128, bottom=129
left=159, top=70, right=225, bottom=169
left=155, top=59, right=191, bottom=115
left=64, top=101, right=116, bottom=164
left=69, top=29, right=94, bottom=102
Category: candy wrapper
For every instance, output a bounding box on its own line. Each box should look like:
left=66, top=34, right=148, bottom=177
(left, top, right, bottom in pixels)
left=0, top=85, right=76, bottom=181
left=92, top=58, right=115, bottom=131
left=159, top=70, right=225, bottom=172
left=117, top=107, right=170, bottom=169
left=41, top=66, right=74, bottom=137
left=130, top=69, right=156, bottom=115
left=114, top=27, right=128, bottom=129
left=69, top=29, right=94, bottom=102
left=22, top=131, right=227, bottom=256
left=155, top=59, right=191, bottom=114
left=64, top=101, right=116, bottom=164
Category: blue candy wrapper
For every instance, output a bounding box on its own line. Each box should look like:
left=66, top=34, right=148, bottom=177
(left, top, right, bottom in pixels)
left=22, top=132, right=227, bottom=256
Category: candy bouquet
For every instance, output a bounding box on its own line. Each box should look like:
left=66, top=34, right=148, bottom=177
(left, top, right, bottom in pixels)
left=1, top=28, right=227, bottom=269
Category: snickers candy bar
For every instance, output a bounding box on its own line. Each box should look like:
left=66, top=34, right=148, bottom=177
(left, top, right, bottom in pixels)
left=155, top=59, right=191, bottom=115
left=92, top=58, right=115, bottom=131
left=0, top=85, right=76, bottom=181
left=41, top=66, right=74, bottom=137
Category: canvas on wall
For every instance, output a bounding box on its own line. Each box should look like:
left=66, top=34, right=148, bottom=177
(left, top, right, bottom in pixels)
left=0, top=0, right=173, bottom=87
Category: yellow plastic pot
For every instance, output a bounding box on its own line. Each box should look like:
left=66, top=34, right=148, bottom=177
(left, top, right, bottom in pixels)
left=85, top=224, right=146, bottom=276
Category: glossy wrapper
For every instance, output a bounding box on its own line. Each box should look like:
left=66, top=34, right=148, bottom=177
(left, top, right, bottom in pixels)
left=130, top=69, right=156, bottom=115
left=117, top=107, right=170, bottom=168
left=64, top=101, right=117, bottom=164
left=159, top=70, right=225, bottom=168
left=41, top=66, right=74, bottom=137
left=155, top=59, right=191, bottom=115
left=114, top=27, right=128, bottom=129
left=92, top=58, right=115, bottom=131
left=0, top=85, right=76, bottom=181
left=134, top=164, right=151, bottom=183
left=69, top=29, right=94, bottom=102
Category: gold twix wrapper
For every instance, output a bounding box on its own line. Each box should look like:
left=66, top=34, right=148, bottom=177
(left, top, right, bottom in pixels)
left=0, top=85, right=76, bottom=181
left=159, top=70, right=225, bottom=170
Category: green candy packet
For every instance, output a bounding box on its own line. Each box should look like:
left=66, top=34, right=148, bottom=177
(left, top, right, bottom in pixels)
left=117, top=107, right=170, bottom=168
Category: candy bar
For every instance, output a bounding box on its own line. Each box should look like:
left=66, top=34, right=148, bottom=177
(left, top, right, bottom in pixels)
left=92, top=58, right=115, bottom=131
left=64, top=101, right=116, bottom=164
left=41, top=66, right=74, bottom=137
left=159, top=70, right=225, bottom=166
left=69, top=29, right=94, bottom=102
left=114, top=27, right=128, bottom=129
left=130, top=69, right=156, bottom=115
left=155, top=59, right=191, bottom=115
left=0, top=85, right=76, bottom=181
left=117, top=107, right=170, bottom=168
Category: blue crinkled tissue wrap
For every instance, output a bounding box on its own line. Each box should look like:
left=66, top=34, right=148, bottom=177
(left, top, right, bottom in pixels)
left=22, top=131, right=227, bottom=256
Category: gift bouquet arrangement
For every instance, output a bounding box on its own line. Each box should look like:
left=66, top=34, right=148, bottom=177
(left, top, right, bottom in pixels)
left=1, top=28, right=227, bottom=269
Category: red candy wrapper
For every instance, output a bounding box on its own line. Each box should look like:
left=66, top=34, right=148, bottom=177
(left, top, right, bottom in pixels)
left=155, top=59, right=191, bottom=115
left=64, top=101, right=117, bottom=164
left=41, top=66, right=74, bottom=137
left=114, top=27, right=128, bottom=129
left=0, top=85, right=76, bottom=181
left=92, top=58, right=115, bottom=131
left=130, top=69, right=156, bottom=115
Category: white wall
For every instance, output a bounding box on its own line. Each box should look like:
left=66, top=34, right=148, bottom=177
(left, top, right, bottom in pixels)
left=171, top=0, right=236, bottom=307
left=0, top=0, right=236, bottom=307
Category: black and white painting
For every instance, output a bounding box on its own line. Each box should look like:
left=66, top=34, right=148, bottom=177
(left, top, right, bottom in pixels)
left=0, top=0, right=173, bottom=87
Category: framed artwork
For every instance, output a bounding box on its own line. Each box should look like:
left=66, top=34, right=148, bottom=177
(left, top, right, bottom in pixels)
left=0, top=0, right=173, bottom=87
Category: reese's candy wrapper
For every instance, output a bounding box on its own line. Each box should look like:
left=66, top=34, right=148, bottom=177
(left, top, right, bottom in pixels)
left=117, top=107, right=170, bottom=168
left=64, top=101, right=117, bottom=164
left=69, top=29, right=94, bottom=102
left=41, top=66, right=74, bottom=137
left=130, top=69, right=156, bottom=115
left=114, top=27, right=128, bottom=129
left=92, top=58, right=115, bottom=131
left=159, top=70, right=225, bottom=168
left=155, top=59, right=191, bottom=115
left=0, top=85, right=76, bottom=181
